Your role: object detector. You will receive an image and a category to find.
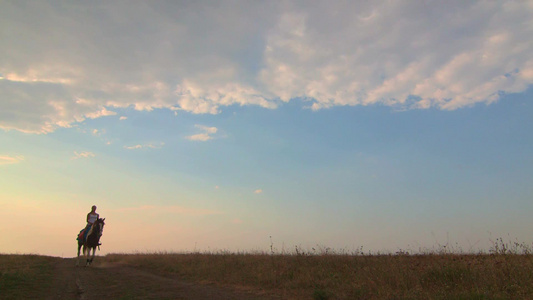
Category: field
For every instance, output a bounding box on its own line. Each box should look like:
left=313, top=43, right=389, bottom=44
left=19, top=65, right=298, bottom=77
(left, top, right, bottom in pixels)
left=0, top=255, right=56, bottom=299
left=2, top=241, right=533, bottom=299
left=106, top=252, right=533, bottom=299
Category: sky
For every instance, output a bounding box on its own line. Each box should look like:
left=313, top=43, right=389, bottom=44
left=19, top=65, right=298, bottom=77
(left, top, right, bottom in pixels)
left=1, top=1, right=532, bottom=257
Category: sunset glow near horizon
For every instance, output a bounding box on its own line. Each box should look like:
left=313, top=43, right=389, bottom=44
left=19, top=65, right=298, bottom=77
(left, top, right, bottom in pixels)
left=1, top=1, right=532, bottom=257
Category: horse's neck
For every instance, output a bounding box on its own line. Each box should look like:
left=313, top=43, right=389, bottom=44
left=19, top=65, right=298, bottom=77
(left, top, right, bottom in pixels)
left=89, top=224, right=100, bottom=236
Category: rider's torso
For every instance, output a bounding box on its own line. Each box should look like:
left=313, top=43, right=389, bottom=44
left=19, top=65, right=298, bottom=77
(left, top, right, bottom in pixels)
left=87, top=213, right=98, bottom=224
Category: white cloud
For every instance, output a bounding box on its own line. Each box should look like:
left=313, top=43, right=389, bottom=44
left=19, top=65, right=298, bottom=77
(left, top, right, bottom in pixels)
left=119, top=116, right=127, bottom=121
left=260, top=1, right=533, bottom=111
left=0, top=155, right=24, bottom=165
left=124, top=145, right=143, bottom=150
left=174, top=81, right=277, bottom=115
left=1, top=1, right=532, bottom=133
left=3, top=69, right=77, bottom=85
left=197, top=125, right=218, bottom=135
left=92, top=129, right=107, bottom=136
left=124, top=142, right=165, bottom=150
left=254, top=189, right=263, bottom=194
left=186, top=125, right=218, bottom=141
left=186, top=134, right=212, bottom=142
left=72, top=151, right=95, bottom=160
left=85, top=107, right=117, bottom=119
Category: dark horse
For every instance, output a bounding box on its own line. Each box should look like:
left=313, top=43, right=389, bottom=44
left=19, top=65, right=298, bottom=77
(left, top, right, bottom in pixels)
left=77, top=218, right=105, bottom=266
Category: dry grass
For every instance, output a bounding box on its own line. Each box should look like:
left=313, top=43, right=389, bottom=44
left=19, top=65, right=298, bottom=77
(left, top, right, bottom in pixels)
left=105, top=240, right=533, bottom=300
left=1, top=239, right=532, bottom=299
left=0, top=254, right=56, bottom=299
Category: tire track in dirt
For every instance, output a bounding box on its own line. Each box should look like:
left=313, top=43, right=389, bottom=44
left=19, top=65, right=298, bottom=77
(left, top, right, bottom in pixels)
left=48, top=258, right=278, bottom=300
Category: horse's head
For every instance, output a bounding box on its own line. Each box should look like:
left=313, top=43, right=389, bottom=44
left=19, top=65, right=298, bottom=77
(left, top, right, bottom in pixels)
left=94, top=218, right=105, bottom=235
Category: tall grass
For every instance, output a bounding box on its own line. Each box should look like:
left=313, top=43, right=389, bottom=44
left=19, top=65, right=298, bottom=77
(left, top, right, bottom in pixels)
left=106, top=239, right=533, bottom=299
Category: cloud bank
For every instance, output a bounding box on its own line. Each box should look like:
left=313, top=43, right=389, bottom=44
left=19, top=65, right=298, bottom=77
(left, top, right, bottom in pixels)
left=1, top=1, right=532, bottom=133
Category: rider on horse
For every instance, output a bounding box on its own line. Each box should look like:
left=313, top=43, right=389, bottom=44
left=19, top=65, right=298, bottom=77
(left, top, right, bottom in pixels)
left=76, top=206, right=105, bottom=266
left=77, top=205, right=99, bottom=242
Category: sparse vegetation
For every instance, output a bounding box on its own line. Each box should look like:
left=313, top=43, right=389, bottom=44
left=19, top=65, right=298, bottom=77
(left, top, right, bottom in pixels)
left=1, top=239, right=532, bottom=299
left=0, top=255, right=56, bottom=299
left=105, top=239, right=533, bottom=299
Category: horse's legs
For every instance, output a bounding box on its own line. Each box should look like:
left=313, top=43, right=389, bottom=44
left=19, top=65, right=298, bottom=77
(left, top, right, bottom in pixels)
left=76, top=243, right=82, bottom=266
left=85, top=246, right=89, bottom=266
left=83, top=245, right=90, bottom=267
left=86, top=247, right=95, bottom=266
left=86, top=247, right=91, bottom=266
left=90, top=247, right=96, bottom=265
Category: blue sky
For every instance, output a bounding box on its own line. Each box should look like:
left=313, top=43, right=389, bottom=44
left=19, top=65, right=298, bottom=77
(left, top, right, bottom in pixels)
left=1, top=1, right=532, bottom=256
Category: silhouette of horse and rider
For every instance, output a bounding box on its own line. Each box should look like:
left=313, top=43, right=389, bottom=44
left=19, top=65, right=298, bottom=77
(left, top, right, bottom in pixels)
left=77, top=205, right=105, bottom=266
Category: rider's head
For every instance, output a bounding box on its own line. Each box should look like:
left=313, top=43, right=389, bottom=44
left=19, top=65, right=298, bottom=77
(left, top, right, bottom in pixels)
left=91, top=205, right=97, bottom=212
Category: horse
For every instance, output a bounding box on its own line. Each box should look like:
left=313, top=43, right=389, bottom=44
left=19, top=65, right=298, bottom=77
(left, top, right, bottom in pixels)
left=77, top=218, right=105, bottom=266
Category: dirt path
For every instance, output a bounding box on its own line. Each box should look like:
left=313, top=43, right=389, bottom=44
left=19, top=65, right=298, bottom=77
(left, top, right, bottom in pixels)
left=46, top=258, right=278, bottom=300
